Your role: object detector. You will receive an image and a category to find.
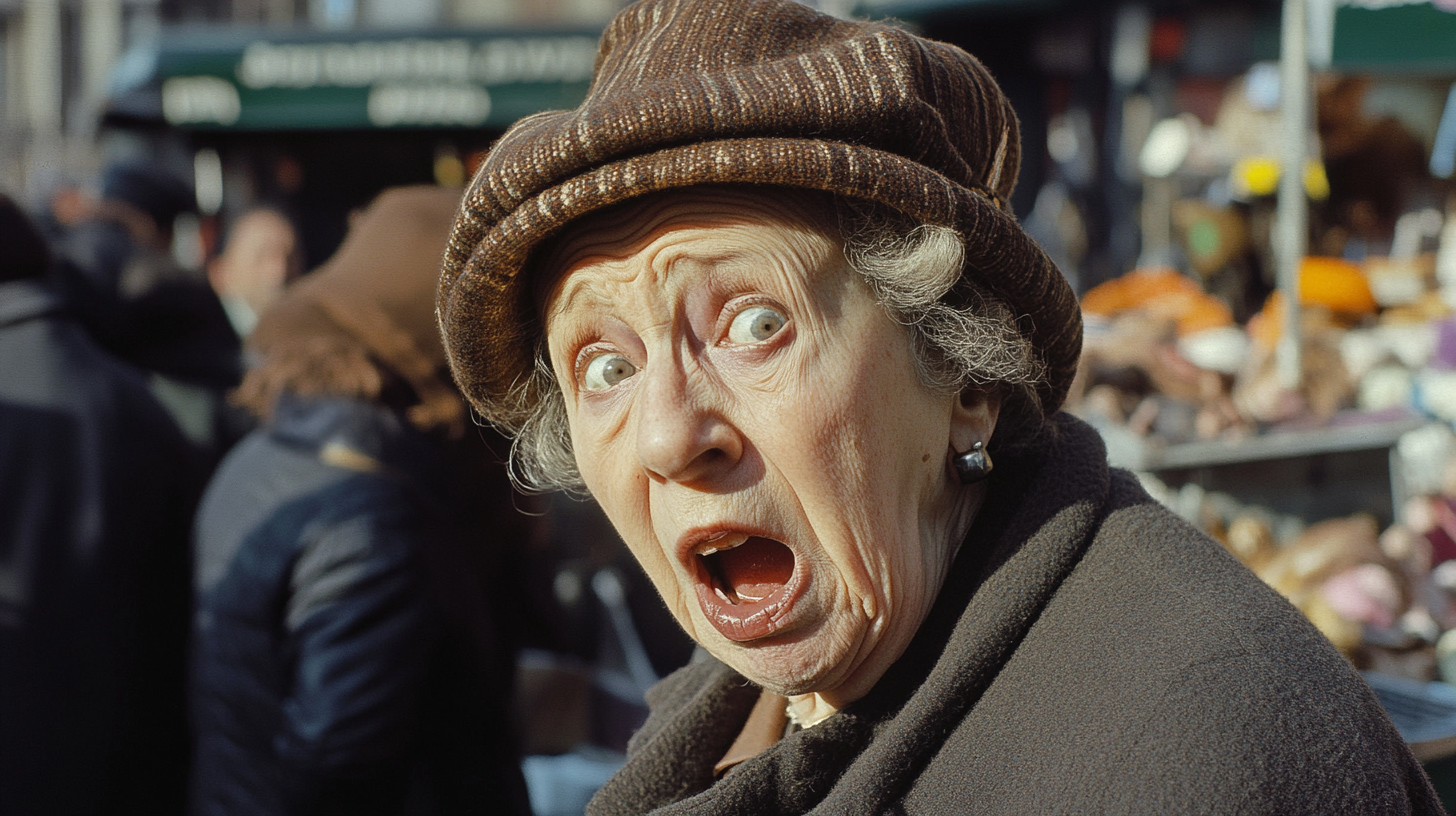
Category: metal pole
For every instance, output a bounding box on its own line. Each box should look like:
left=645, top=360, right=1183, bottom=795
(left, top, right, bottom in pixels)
left=22, top=0, right=63, bottom=201
left=1276, top=0, right=1309, bottom=390
left=22, top=0, right=62, bottom=138
left=80, top=0, right=124, bottom=128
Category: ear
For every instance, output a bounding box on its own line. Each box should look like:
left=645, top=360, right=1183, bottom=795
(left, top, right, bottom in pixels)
left=950, top=387, right=1000, bottom=455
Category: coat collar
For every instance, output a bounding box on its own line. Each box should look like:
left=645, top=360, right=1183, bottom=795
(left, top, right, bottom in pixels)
left=589, top=414, right=1113, bottom=815
left=268, top=393, right=444, bottom=482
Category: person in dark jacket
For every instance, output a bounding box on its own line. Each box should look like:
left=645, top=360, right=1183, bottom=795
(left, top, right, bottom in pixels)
left=188, top=187, right=531, bottom=816
left=433, top=0, right=1447, bottom=813
left=0, top=194, right=200, bottom=814
left=51, top=161, right=246, bottom=462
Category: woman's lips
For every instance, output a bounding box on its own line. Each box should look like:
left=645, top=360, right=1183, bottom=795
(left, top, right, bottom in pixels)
left=688, top=533, right=805, bottom=642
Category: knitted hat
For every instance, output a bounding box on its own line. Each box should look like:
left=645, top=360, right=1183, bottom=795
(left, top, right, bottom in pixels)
left=439, top=0, right=1081, bottom=428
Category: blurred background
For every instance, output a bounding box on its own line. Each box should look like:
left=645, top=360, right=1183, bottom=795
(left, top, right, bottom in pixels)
left=2, top=0, right=1450, bottom=281
left=5, top=0, right=1456, bottom=813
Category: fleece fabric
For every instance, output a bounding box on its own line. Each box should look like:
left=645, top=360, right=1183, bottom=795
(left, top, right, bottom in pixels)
left=588, top=415, right=1445, bottom=815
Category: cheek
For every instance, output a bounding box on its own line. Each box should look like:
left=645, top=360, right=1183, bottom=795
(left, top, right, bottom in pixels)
left=576, top=436, right=694, bottom=624
left=775, top=340, right=947, bottom=596
left=263, top=257, right=290, bottom=286
left=753, top=395, right=892, bottom=584
left=787, top=342, right=940, bottom=500
left=574, top=431, right=646, bottom=553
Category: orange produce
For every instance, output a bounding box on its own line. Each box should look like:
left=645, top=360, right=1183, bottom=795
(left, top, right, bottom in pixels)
left=1247, top=291, right=1285, bottom=351
left=1080, top=267, right=1233, bottom=337
left=1299, top=256, right=1377, bottom=315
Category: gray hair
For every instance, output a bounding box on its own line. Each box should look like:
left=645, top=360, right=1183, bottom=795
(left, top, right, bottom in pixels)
left=500, top=195, right=1047, bottom=494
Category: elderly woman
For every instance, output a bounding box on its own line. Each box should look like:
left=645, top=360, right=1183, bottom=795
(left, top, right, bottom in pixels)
left=438, top=0, right=1443, bottom=813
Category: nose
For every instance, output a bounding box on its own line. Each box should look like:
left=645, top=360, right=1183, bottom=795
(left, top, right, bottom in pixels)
left=635, top=354, right=742, bottom=486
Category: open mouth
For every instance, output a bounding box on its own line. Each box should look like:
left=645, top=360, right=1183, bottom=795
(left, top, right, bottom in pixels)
left=691, top=534, right=803, bottom=642
left=700, top=535, right=795, bottom=604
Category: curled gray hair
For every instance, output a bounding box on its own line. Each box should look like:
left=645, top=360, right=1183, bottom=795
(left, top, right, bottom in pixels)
left=499, top=195, right=1047, bottom=494
left=836, top=198, right=1045, bottom=408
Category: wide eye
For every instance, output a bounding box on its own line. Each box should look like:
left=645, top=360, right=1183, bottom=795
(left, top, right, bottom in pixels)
left=727, top=305, right=786, bottom=344
left=582, top=352, right=637, bottom=391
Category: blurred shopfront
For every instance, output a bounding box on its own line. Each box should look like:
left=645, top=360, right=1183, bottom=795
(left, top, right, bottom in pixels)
left=102, top=25, right=600, bottom=267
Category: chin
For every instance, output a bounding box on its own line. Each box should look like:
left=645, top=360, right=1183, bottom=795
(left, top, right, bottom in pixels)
left=699, top=613, right=868, bottom=698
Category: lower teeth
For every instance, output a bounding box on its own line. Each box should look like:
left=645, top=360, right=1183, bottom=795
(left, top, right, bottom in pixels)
left=712, top=585, right=765, bottom=605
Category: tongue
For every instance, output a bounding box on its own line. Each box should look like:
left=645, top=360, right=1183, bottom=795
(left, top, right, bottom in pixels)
left=716, top=537, right=794, bottom=601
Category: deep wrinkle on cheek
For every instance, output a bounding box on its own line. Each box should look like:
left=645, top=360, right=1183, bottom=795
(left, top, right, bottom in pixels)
left=584, top=453, right=688, bottom=613
left=812, top=354, right=928, bottom=614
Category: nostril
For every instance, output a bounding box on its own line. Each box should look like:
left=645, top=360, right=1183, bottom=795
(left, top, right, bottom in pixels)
left=636, top=412, right=742, bottom=484
left=690, top=439, right=744, bottom=477
left=699, top=447, right=730, bottom=465
left=643, top=445, right=730, bottom=484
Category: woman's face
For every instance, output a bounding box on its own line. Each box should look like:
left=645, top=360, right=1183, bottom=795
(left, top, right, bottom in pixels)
left=542, top=189, right=993, bottom=706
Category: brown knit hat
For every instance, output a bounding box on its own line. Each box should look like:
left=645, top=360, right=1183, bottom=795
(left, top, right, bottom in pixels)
left=240, top=185, right=467, bottom=435
left=439, top=0, right=1081, bottom=428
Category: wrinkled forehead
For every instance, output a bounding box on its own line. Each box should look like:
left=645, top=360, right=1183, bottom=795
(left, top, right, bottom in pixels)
left=530, top=185, right=841, bottom=314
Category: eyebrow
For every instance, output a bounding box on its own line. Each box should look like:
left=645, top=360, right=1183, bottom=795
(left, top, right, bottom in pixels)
left=545, top=274, right=598, bottom=323
left=545, top=247, right=756, bottom=323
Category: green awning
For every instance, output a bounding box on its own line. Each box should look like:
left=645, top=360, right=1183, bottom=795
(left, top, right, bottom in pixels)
left=1332, top=1, right=1456, bottom=74
left=108, top=26, right=600, bottom=130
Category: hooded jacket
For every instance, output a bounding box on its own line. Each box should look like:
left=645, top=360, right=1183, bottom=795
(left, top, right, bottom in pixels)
left=587, top=415, right=1444, bottom=815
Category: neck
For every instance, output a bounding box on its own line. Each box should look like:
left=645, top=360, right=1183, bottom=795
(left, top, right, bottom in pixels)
left=785, top=692, right=837, bottom=729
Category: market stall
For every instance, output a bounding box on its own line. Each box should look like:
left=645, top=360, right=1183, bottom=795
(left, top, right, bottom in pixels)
left=1063, top=0, right=1456, bottom=730
left=103, top=24, right=599, bottom=266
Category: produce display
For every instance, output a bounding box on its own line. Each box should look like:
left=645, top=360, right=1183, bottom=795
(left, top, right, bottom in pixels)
left=1067, top=64, right=1456, bottom=681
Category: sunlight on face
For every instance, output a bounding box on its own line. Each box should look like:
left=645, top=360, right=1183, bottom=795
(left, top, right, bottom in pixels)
left=540, top=189, right=981, bottom=707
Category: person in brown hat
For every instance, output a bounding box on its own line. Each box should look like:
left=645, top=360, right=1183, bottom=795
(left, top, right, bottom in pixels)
left=438, top=0, right=1443, bottom=813
left=189, top=186, right=532, bottom=816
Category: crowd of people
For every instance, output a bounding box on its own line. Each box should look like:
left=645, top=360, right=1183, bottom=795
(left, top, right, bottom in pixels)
left=1, top=165, right=539, bottom=814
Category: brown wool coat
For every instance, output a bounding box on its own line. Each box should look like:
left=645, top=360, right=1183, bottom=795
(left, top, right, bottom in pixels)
left=588, top=415, right=1445, bottom=815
